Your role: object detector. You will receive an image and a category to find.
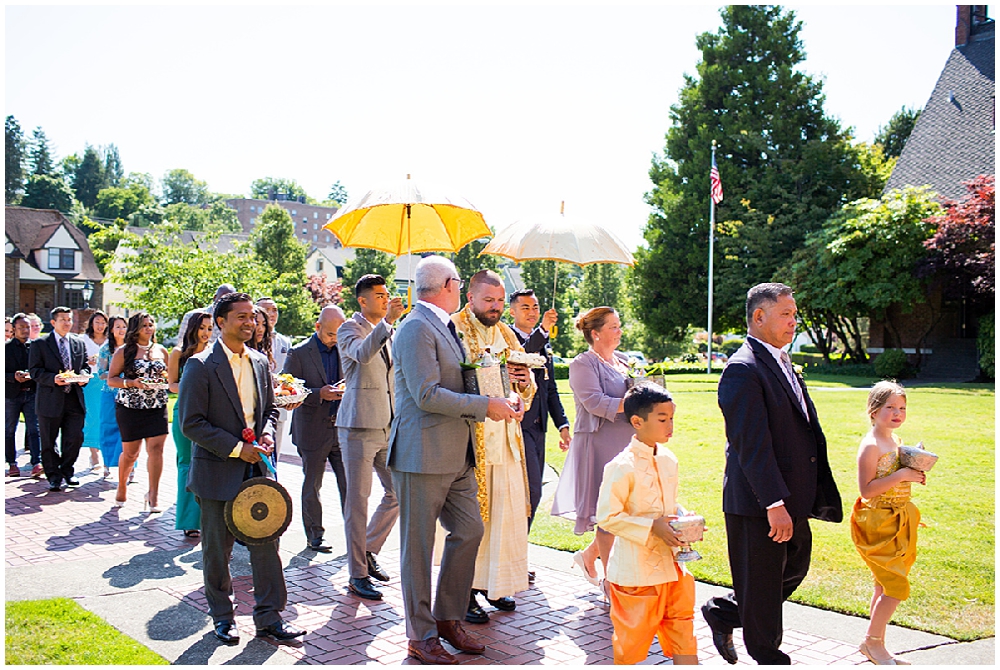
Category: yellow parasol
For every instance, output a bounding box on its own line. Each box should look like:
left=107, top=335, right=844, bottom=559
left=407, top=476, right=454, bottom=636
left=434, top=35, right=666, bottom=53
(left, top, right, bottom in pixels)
left=324, top=175, right=492, bottom=312
left=480, top=202, right=635, bottom=336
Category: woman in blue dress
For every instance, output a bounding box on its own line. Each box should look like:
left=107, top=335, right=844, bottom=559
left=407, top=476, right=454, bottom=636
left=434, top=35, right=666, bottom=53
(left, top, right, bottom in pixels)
left=82, top=311, right=109, bottom=473
left=167, top=310, right=212, bottom=538
left=96, top=316, right=127, bottom=480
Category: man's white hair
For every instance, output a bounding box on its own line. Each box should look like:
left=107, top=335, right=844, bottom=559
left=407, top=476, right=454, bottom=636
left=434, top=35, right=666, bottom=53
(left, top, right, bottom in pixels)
left=415, top=255, right=457, bottom=298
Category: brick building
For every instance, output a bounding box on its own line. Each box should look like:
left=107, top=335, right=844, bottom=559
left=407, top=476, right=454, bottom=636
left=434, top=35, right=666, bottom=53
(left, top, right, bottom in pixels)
left=226, top=197, right=342, bottom=248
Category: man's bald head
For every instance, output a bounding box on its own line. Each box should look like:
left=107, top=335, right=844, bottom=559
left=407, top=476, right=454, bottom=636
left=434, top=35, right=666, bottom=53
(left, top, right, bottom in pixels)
left=315, top=305, right=346, bottom=347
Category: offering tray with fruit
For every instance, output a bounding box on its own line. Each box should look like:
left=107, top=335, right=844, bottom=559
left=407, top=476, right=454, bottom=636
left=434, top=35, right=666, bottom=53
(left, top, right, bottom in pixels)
left=55, top=370, right=93, bottom=384
left=273, top=374, right=310, bottom=407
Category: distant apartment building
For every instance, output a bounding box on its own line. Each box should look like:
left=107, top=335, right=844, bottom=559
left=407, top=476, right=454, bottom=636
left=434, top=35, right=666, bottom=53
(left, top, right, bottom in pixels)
left=226, top=196, right=342, bottom=248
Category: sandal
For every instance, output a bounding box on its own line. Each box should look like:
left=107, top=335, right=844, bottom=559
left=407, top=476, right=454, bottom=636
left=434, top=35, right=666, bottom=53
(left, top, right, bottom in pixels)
left=858, top=636, right=898, bottom=665
left=183, top=530, right=201, bottom=539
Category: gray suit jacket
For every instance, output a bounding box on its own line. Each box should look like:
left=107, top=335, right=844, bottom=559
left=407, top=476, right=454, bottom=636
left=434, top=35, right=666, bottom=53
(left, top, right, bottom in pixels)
left=179, top=340, right=278, bottom=502
left=282, top=335, right=340, bottom=451
left=336, top=313, right=395, bottom=430
left=387, top=302, right=489, bottom=474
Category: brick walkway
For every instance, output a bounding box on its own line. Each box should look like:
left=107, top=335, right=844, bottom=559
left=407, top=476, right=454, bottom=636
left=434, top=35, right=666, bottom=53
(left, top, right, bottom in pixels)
left=6, top=433, right=875, bottom=665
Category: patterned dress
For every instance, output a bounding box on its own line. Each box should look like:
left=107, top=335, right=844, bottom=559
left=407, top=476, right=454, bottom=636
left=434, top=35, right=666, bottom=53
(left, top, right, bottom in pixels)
left=850, top=448, right=920, bottom=600
left=114, top=358, right=169, bottom=442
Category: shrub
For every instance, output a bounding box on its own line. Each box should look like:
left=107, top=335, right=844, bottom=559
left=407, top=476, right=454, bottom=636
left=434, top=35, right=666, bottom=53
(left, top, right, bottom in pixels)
left=553, top=363, right=569, bottom=380
left=791, top=352, right=825, bottom=367
left=977, top=313, right=994, bottom=380
left=721, top=338, right=745, bottom=356
left=799, top=343, right=819, bottom=354
left=874, top=349, right=909, bottom=379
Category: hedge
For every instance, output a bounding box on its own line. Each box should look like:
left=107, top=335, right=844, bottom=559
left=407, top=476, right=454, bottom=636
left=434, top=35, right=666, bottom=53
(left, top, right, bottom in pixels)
left=977, top=313, right=995, bottom=379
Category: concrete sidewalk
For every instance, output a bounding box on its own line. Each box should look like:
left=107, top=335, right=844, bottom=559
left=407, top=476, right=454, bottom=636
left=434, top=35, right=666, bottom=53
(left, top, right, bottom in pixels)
left=4, top=424, right=993, bottom=665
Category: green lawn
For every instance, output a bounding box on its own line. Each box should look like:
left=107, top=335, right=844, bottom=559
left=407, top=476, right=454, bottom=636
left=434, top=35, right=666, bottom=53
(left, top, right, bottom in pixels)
left=530, top=374, right=995, bottom=641
left=5, top=598, right=168, bottom=665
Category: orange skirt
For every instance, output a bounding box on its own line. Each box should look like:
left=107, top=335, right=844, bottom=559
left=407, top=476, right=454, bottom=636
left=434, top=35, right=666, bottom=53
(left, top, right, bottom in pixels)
left=850, top=498, right=919, bottom=601
left=608, top=568, right=697, bottom=665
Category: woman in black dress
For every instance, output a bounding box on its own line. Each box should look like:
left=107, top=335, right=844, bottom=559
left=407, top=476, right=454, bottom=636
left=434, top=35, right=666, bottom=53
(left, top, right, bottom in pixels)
left=107, top=311, right=170, bottom=512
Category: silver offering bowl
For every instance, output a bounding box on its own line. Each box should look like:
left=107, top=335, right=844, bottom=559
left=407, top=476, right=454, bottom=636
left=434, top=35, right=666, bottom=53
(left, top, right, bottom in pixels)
left=669, top=514, right=706, bottom=562
left=899, top=442, right=938, bottom=472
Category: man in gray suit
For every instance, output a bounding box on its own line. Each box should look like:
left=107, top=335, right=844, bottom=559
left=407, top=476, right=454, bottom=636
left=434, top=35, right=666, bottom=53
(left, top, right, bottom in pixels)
left=179, top=292, right=304, bottom=645
left=337, top=274, right=405, bottom=601
left=389, top=255, right=522, bottom=665
left=282, top=305, right=348, bottom=553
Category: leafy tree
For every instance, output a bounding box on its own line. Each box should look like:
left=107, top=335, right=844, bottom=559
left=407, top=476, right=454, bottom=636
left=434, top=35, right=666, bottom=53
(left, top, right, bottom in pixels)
left=250, top=177, right=312, bottom=203
left=103, top=145, right=124, bottom=187
left=306, top=273, right=344, bottom=307
left=93, top=179, right=155, bottom=220
left=852, top=141, right=896, bottom=199
left=874, top=106, right=921, bottom=159
left=128, top=202, right=166, bottom=227
left=785, top=186, right=941, bottom=361
left=104, top=222, right=275, bottom=338
left=328, top=180, right=349, bottom=206
left=579, top=263, right=625, bottom=312
left=162, top=168, right=210, bottom=205
left=60, top=153, right=81, bottom=182
left=29, top=127, right=55, bottom=176
left=84, top=217, right=132, bottom=274
left=5, top=115, right=25, bottom=204
left=161, top=201, right=242, bottom=233
left=341, top=248, right=397, bottom=313
left=251, top=204, right=316, bottom=335
left=920, top=175, right=995, bottom=304
left=21, top=174, right=76, bottom=212
left=634, top=5, right=866, bottom=342
left=72, top=145, right=107, bottom=208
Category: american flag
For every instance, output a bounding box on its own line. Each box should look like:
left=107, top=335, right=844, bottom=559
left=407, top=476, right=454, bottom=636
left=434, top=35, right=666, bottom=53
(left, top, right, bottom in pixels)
left=710, top=155, right=723, bottom=205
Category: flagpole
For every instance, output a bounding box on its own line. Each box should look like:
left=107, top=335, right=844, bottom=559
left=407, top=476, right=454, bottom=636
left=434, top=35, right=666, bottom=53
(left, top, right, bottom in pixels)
left=707, top=140, right=716, bottom=375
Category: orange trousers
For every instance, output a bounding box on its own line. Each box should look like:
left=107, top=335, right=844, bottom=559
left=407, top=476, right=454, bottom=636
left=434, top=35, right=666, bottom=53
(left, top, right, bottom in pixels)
left=608, top=569, right=697, bottom=665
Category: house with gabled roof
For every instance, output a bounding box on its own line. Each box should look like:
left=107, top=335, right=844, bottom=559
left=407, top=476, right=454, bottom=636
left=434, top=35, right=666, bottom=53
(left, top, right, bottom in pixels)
left=868, top=5, right=995, bottom=380
left=5, top=207, right=104, bottom=319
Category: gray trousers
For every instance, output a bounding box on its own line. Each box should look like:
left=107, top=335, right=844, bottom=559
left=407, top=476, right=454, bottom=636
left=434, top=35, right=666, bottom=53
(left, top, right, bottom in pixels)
left=392, top=465, right=484, bottom=641
left=296, top=424, right=347, bottom=545
left=197, top=497, right=286, bottom=627
left=338, top=426, right=399, bottom=579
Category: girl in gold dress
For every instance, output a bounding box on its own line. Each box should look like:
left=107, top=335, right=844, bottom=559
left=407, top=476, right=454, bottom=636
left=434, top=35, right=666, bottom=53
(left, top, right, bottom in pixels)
left=850, top=381, right=926, bottom=665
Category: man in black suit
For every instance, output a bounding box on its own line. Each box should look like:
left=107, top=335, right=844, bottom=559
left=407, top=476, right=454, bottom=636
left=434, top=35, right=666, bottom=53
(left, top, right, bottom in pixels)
left=508, top=290, right=570, bottom=532
left=179, top=292, right=304, bottom=646
left=6, top=313, right=41, bottom=478
left=701, top=283, right=842, bottom=665
left=281, top=305, right=349, bottom=554
left=27, top=306, right=90, bottom=492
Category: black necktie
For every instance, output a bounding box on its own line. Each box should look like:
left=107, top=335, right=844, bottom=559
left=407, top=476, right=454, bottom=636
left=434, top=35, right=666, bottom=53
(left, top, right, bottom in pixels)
left=447, top=321, right=465, bottom=360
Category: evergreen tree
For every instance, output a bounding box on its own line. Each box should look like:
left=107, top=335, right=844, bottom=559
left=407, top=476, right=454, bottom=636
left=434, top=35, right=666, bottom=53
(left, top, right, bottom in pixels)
left=634, top=5, right=866, bottom=339
left=518, top=260, right=579, bottom=355
left=21, top=174, right=75, bottom=212
left=328, top=180, right=349, bottom=206
left=579, top=264, right=624, bottom=312
left=451, top=238, right=500, bottom=288
left=29, top=127, right=55, bottom=176
left=103, top=144, right=124, bottom=187
left=874, top=106, right=921, bottom=159
left=72, top=145, right=107, bottom=209
left=5, top=115, right=25, bottom=204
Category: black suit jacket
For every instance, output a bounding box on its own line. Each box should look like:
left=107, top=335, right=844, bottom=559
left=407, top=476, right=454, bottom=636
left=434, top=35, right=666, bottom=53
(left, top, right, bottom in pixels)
left=514, top=327, right=569, bottom=435
left=718, top=339, right=841, bottom=522
left=281, top=335, right=341, bottom=450
left=179, top=340, right=278, bottom=502
left=28, top=332, right=90, bottom=418
left=6, top=338, right=36, bottom=398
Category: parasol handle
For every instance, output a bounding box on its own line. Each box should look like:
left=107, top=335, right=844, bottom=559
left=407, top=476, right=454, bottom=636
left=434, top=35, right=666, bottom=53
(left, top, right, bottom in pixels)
left=402, top=284, right=412, bottom=315
left=550, top=261, right=558, bottom=339
left=401, top=202, right=413, bottom=314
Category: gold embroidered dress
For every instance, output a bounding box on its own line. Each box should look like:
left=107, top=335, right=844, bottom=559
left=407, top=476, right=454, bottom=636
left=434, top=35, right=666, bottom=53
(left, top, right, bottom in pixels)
left=850, top=447, right=920, bottom=600
left=453, top=306, right=536, bottom=599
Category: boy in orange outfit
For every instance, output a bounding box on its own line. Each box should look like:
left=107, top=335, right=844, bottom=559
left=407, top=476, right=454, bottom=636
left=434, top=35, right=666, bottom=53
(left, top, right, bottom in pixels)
left=595, top=383, right=698, bottom=665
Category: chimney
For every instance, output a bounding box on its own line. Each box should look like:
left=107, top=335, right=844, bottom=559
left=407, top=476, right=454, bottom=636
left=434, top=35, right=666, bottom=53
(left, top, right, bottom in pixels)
left=956, top=5, right=972, bottom=46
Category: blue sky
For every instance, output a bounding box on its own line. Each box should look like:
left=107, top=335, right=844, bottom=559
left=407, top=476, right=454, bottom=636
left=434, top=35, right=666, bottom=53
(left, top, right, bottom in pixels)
left=5, top=3, right=972, bottom=250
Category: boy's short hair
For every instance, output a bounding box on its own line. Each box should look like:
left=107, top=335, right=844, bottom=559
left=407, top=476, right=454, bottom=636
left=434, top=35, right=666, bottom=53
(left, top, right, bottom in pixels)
left=623, top=382, right=674, bottom=421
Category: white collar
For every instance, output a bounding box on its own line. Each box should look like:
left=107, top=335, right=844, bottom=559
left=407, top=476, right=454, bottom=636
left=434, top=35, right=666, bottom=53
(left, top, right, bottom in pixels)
left=418, top=300, right=453, bottom=327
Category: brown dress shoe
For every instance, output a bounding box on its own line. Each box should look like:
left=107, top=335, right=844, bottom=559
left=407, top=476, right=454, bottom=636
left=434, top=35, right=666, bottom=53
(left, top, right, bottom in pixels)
left=407, top=638, right=458, bottom=665
left=436, top=619, right=486, bottom=654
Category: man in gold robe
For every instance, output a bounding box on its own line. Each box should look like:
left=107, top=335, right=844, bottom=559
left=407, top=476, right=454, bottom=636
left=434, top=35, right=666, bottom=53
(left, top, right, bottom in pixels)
left=452, top=270, right=536, bottom=624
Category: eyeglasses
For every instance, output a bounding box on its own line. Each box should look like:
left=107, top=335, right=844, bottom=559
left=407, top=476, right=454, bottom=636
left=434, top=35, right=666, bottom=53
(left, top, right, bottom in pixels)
left=445, top=277, right=465, bottom=290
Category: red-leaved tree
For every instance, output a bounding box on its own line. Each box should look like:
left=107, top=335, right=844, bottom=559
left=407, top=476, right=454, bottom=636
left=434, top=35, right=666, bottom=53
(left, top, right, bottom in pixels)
left=306, top=273, right=344, bottom=307
left=921, top=175, right=995, bottom=303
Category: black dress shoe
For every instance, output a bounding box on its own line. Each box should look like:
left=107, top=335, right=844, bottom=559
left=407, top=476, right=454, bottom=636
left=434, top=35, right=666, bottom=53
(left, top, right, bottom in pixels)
left=65, top=478, right=80, bottom=487
left=366, top=551, right=390, bottom=582
left=528, top=570, right=536, bottom=583
left=465, top=593, right=489, bottom=624
left=47, top=481, right=64, bottom=492
left=486, top=595, right=516, bottom=611
left=702, top=604, right=737, bottom=664
left=307, top=540, right=332, bottom=553
left=256, top=619, right=305, bottom=641
left=214, top=620, right=239, bottom=645
left=348, top=576, right=383, bottom=600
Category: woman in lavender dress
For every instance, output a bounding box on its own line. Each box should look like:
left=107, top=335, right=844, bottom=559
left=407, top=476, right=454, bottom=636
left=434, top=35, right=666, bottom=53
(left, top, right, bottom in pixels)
left=551, top=306, right=633, bottom=588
